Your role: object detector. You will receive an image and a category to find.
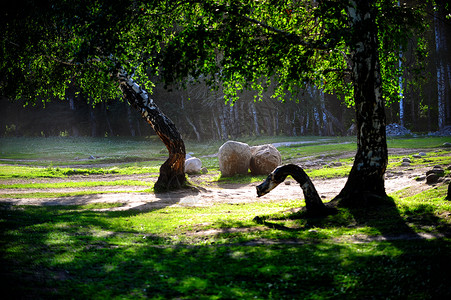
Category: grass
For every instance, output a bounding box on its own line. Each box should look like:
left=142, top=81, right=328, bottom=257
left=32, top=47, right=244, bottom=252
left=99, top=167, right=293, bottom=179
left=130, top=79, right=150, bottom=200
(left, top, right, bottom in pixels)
left=1, top=188, right=450, bottom=299
left=388, top=150, right=451, bottom=169
left=0, top=190, right=148, bottom=199
left=0, top=179, right=154, bottom=190
left=0, top=165, right=162, bottom=179
left=0, top=136, right=450, bottom=299
left=387, top=136, right=451, bottom=148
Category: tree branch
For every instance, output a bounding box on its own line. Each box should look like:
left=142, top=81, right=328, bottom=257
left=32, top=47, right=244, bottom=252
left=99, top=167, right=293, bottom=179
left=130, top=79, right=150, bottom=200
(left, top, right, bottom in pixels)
left=323, top=68, right=352, bottom=74
left=212, top=4, right=336, bottom=50
left=45, top=55, right=78, bottom=67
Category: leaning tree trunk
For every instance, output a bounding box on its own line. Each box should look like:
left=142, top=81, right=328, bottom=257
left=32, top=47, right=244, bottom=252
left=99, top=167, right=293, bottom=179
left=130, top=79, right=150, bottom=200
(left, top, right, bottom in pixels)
left=118, top=75, right=186, bottom=191
left=256, top=164, right=333, bottom=216
left=335, top=1, right=388, bottom=206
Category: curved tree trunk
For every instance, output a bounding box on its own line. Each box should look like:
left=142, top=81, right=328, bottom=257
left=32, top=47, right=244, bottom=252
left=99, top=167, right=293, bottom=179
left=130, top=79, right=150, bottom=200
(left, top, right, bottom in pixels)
left=118, top=75, right=186, bottom=191
left=335, top=1, right=388, bottom=206
left=256, top=164, right=333, bottom=216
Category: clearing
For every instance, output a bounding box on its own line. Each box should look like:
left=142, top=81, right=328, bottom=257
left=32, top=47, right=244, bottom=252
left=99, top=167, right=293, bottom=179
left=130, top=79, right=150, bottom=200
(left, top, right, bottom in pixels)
left=1, top=143, right=448, bottom=211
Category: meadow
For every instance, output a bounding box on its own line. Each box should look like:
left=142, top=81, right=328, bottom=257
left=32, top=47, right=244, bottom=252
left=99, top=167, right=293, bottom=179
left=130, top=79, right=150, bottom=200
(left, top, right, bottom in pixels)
left=0, top=136, right=450, bottom=299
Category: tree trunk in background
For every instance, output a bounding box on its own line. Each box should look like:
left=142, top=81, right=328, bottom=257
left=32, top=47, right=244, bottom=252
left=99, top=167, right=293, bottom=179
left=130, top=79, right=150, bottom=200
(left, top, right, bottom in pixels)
left=434, top=4, right=449, bottom=129
left=126, top=103, right=136, bottom=137
left=213, top=112, right=222, bottom=140
left=103, top=103, right=114, bottom=136
left=89, top=106, right=97, bottom=137
left=250, top=101, right=260, bottom=136
left=398, top=50, right=405, bottom=127
left=119, top=75, right=186, bottom=191
left=66, top=88, right=80, bottom=137
left=186, top=115, right=201, bottom=142
left=335, top=1, right=388, bottom=206
left=398, top=1, right=405, bottom=128
left=447, top=64, right=451, bottom=121
left=410, top=93, right=416, bottom=129
left=218, top=101, right=228, bottom=140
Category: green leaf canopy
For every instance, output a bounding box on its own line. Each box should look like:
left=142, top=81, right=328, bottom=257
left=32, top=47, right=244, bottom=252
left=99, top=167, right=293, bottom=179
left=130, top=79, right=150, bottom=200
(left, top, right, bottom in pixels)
left=1, top=0, right=427, bottom=105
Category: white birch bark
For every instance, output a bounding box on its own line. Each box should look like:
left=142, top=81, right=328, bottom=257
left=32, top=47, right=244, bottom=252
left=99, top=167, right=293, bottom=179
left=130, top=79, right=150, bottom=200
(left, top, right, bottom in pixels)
left=250, top=100, right=260, bottom=136
left=435, top=8, right=446, bottom=129
left=399, top=51, right=404, bottom=127
left=398, top=1, right=405, bottom=127
left=185, top=116, right=201, bottom=142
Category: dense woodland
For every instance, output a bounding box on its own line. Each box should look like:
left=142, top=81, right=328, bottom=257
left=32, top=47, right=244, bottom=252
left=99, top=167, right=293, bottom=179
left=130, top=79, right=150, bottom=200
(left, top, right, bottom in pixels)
left=1, top=1, right=450, bottom=140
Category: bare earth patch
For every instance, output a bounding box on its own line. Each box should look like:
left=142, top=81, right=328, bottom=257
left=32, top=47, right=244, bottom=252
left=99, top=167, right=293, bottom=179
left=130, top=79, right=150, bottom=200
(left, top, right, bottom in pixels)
left=1, top=148, right=449, bottom=212
left=1, top=162, right=446, bottom=210
left=1, top=148, right=449, bottom=244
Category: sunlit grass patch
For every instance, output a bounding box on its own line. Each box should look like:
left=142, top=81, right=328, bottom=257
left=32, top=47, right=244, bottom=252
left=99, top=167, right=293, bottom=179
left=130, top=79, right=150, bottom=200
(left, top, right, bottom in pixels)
left=278, top=142, right=356, bottom=160
left=0, top=165, right=161, bottom=179
left=0, top=165, right=118, bottom=179
left=307, top=165, right=351, bottom=178
left=0, top=180, right=154, bottom=190
left=392, top=184, right=451, bottom=232
left=0, top=190, right=151, bottom=199
left=387, top=136, right=451, bottom=148
left=387, top=150, right=451, bottom=169
left=0, top=136, right=167, bottom=160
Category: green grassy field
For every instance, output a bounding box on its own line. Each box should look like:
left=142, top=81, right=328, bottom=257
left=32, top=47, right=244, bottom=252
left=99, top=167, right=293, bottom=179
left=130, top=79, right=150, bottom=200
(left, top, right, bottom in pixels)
left=0, top=136, right=450, bottom=299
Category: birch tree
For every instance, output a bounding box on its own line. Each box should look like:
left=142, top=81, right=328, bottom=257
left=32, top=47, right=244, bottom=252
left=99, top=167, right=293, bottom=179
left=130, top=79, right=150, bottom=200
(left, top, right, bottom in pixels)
left=434, top=1, right=451, bottom=129
left=154, top=0, right=426, bottom=207
left=0, top=1, right=427, bottom=206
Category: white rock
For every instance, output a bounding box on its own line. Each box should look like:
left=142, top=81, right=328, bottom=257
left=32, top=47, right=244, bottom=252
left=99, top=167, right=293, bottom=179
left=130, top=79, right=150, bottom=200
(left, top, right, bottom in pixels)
left=185, top=157, right=202, bottom=174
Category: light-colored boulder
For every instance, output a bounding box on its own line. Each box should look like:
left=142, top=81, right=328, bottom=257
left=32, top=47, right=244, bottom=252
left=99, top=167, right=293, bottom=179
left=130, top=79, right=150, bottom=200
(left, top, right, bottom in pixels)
left=185, top=157, right=202, bottom=174
left=249, top=144, right=282, bottom=175
left=218, top=141, right=251, bottom=176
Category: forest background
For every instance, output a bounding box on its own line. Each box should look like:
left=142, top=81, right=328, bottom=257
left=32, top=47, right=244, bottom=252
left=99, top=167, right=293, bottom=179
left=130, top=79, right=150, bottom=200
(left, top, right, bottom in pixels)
left=1, top=1, right=450, bottom=140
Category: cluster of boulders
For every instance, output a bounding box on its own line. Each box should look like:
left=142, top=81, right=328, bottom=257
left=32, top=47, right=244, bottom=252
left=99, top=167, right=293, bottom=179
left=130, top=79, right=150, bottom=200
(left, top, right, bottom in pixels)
left=400, top=152, right=427, bottom=166
left=385, top=123, right=451, bottom=137
left=184, top=140, right=282, bottom=176
left=428, top=125, right=451, bottom=137
left=386, top=123, right=412, bottom=136
left=218, top=141, right=282, bottom=176
left=400, top=153, right=450, bottom=185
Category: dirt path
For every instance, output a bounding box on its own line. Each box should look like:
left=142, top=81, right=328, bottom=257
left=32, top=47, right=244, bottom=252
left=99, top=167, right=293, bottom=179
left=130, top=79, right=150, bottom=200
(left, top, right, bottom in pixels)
left=0, top=167, right=436, bottom=210
left=1, top=148, right=448, bottom=211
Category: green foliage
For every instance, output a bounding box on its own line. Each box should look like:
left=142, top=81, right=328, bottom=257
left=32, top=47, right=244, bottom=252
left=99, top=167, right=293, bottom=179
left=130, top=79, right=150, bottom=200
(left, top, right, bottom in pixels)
left=0, top=185, right=450, bottom=298
left=1, top=136, right=450, bottom=298
left=0, top=0, right=429, bottom=106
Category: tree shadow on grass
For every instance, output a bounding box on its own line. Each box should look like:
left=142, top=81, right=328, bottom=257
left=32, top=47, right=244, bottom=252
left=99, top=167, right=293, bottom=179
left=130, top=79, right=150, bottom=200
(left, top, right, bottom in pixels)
left=255, top=196, right=450, bottom=240
left=121, top=185, right=203, bottom=213
left=1, top=191, right=450, bottom=299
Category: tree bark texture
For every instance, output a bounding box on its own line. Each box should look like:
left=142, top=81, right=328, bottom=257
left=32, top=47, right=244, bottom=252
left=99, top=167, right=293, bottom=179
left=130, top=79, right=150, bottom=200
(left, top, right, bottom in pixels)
left=256, top=164, right=332, bottom=215
left=335, top=1, right=388, bottom=206
left=434, top=5, right=450, bottom=130
left=119, top=76, right=186, bottom=191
